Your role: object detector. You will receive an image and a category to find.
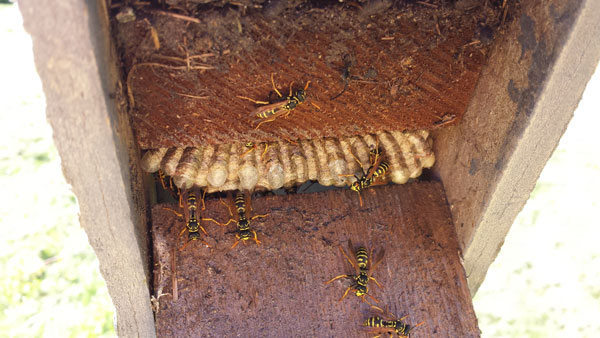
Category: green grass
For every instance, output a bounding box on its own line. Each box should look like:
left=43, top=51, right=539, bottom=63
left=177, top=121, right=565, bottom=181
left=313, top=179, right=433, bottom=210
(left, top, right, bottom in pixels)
left=0, top=3, right=116, bottom=337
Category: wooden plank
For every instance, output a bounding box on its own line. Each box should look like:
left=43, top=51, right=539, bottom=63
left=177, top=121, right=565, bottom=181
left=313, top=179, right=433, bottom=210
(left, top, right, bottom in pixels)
left=111, top=2, right=496, bottom=148
left=19, top=1, right=156, bottom=336
left=432, top=0, right=600, bottom=294
left=152, top=182, right=479, bottom=337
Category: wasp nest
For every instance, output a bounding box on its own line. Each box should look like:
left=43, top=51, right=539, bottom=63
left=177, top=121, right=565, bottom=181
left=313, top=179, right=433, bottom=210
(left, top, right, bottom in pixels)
left=141, top=130, right=435, bottom=193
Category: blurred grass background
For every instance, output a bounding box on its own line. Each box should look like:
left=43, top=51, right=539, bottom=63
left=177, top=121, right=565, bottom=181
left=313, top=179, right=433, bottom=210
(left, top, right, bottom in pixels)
left=0, top=1, right=598, bottom=337
left=0, top=2, right=116, bottom=337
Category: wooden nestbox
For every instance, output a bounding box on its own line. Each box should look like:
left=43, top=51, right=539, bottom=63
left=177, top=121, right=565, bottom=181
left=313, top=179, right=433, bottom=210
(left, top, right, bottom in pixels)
left=19, top=0, right=600, bottom=336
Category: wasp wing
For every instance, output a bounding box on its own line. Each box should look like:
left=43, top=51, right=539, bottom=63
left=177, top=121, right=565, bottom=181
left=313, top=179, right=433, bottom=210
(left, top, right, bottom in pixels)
left=336, top=239, right=359, bottom=272
left=360, top=326, right=397, bottom=335
left=369, top=247, right=386, bottom=274
left=247, top=101, right=287, bottom=119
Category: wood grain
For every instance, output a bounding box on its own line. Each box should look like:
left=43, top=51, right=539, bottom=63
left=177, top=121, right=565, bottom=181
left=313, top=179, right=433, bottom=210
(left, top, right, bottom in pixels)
left=153, top=182, right=479, bottom=337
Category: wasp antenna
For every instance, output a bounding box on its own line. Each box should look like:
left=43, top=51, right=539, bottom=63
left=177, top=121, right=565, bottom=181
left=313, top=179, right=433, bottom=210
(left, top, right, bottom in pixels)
left=413, top=321, right=425, bottom=329
left=304, top=80, right=311, bottom=91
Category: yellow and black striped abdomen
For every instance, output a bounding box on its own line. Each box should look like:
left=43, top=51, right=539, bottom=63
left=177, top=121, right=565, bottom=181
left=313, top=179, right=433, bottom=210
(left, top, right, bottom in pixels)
left=356, top=247, right=369, bottom=270
left=372, top=161, right=389, bottom=178
left=364, top=316, right=385, bottom=328
left=187, top=192, right=197, bottom=210
left=234, top=193, right=246, bottom=215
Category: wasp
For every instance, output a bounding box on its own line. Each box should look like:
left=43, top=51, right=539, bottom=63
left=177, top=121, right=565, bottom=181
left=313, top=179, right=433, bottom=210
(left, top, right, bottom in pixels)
left=363, top=306, right=424, bottom=338
left=237, top=73, right=313, bottom=130
left=325, top=240, right=385, bottom=305
left=241, top=141, right=269, bottom=159
left=217, top=191, right=268, bottom=249
left=342, top=144, right=390, bottom=207
left=164, top=189, right=220, bottom=251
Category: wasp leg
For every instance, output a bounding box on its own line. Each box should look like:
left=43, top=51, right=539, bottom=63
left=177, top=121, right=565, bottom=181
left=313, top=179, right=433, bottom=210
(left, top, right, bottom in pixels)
left=324, top=274, right=352, bottom=285
left=178, top=226, right=187, bottom=237
left=339, top=286, right=354, bottom=301
left=261, top=143, right=269, bottom=160
left=179, top=238, right=211, bottom=252
left=231, top=233, right=241, bottom=249
left=211, top=198, right=236, bottom=226
left=250, top=213, right=269, bottom=221
left=202, top=217, right=233, bottom=227
left=241, top=144, right=256, bottom=158
left=254, top=117, right=276, bottom=130
left=348, top=148, right=364, bottom=169
left=271, top=73, right=283, bottom=98
left=163, top=207, right=183, bottom=217
left=200, top=189, right=206, bottom=211
left=180, top=240, right=192, bottom=251
left=158, top=170, right=168, bottom=190
left=237, top=95, right=270, bottom=105
left=369, top=276, right=384, bottom=289
left=364, top=293, right=379, bottom=304
left=251, top=230, right=261, bottom=246
left=357, top=191, right=364, bottom=207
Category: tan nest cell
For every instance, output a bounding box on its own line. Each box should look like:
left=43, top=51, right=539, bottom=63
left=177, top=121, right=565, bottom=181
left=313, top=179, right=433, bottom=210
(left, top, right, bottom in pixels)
left=141, top=130, right=435, bottom=193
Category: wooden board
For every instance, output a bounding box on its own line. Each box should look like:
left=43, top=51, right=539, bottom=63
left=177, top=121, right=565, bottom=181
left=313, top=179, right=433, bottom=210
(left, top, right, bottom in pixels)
left=111, top=2, right=499, bottom=148
left=152, top=182, right=479, bottom=337
left=431, top=0, right=600, bottom=294
left=19, top=0, right=157, bottom=336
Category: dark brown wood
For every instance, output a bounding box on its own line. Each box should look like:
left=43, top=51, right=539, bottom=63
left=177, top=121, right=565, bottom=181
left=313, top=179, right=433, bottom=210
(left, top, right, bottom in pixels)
left=153, top=182, right=479, bottom=337
left=111, top=2, right=500, bottom=148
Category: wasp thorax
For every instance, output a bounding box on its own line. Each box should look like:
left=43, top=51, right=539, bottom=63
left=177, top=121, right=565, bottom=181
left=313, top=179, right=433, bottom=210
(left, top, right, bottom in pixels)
left=188, top=232, right=200, bottom=240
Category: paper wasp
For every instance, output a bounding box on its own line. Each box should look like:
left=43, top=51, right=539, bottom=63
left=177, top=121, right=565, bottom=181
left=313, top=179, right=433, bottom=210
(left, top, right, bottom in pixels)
left=325, top=240, right=385, bottom=305
left=216, top=191, right=268, bottom=249
left=363, top=306, right=424, bottom=338
left=164, top=189, right=220, bottom=251
left=237, top=73, right=314, bottom=130
left=342, top=144, right=390, bottom=207
left=241, top=141, right=269, bottom=159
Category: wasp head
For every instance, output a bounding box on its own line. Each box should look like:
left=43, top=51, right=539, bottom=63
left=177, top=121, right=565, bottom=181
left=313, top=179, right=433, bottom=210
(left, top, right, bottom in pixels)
left=350, top=181, right=362, bottom=192
left=294, top=89, right=307, bottom=102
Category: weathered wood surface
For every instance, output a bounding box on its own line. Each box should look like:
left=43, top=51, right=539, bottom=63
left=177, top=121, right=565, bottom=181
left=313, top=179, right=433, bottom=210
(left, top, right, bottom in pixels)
left=432, top=0, right=600, bottom=294
left=112, top=2, right=499, bottom=148
left=152, top=182, right=479, bottom=337
left=19, top=0, right=156, bottom=336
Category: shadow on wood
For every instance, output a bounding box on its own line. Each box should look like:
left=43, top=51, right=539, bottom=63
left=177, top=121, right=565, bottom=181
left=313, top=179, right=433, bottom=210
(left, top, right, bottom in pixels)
left=152, top=182, right=479, bottom=337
